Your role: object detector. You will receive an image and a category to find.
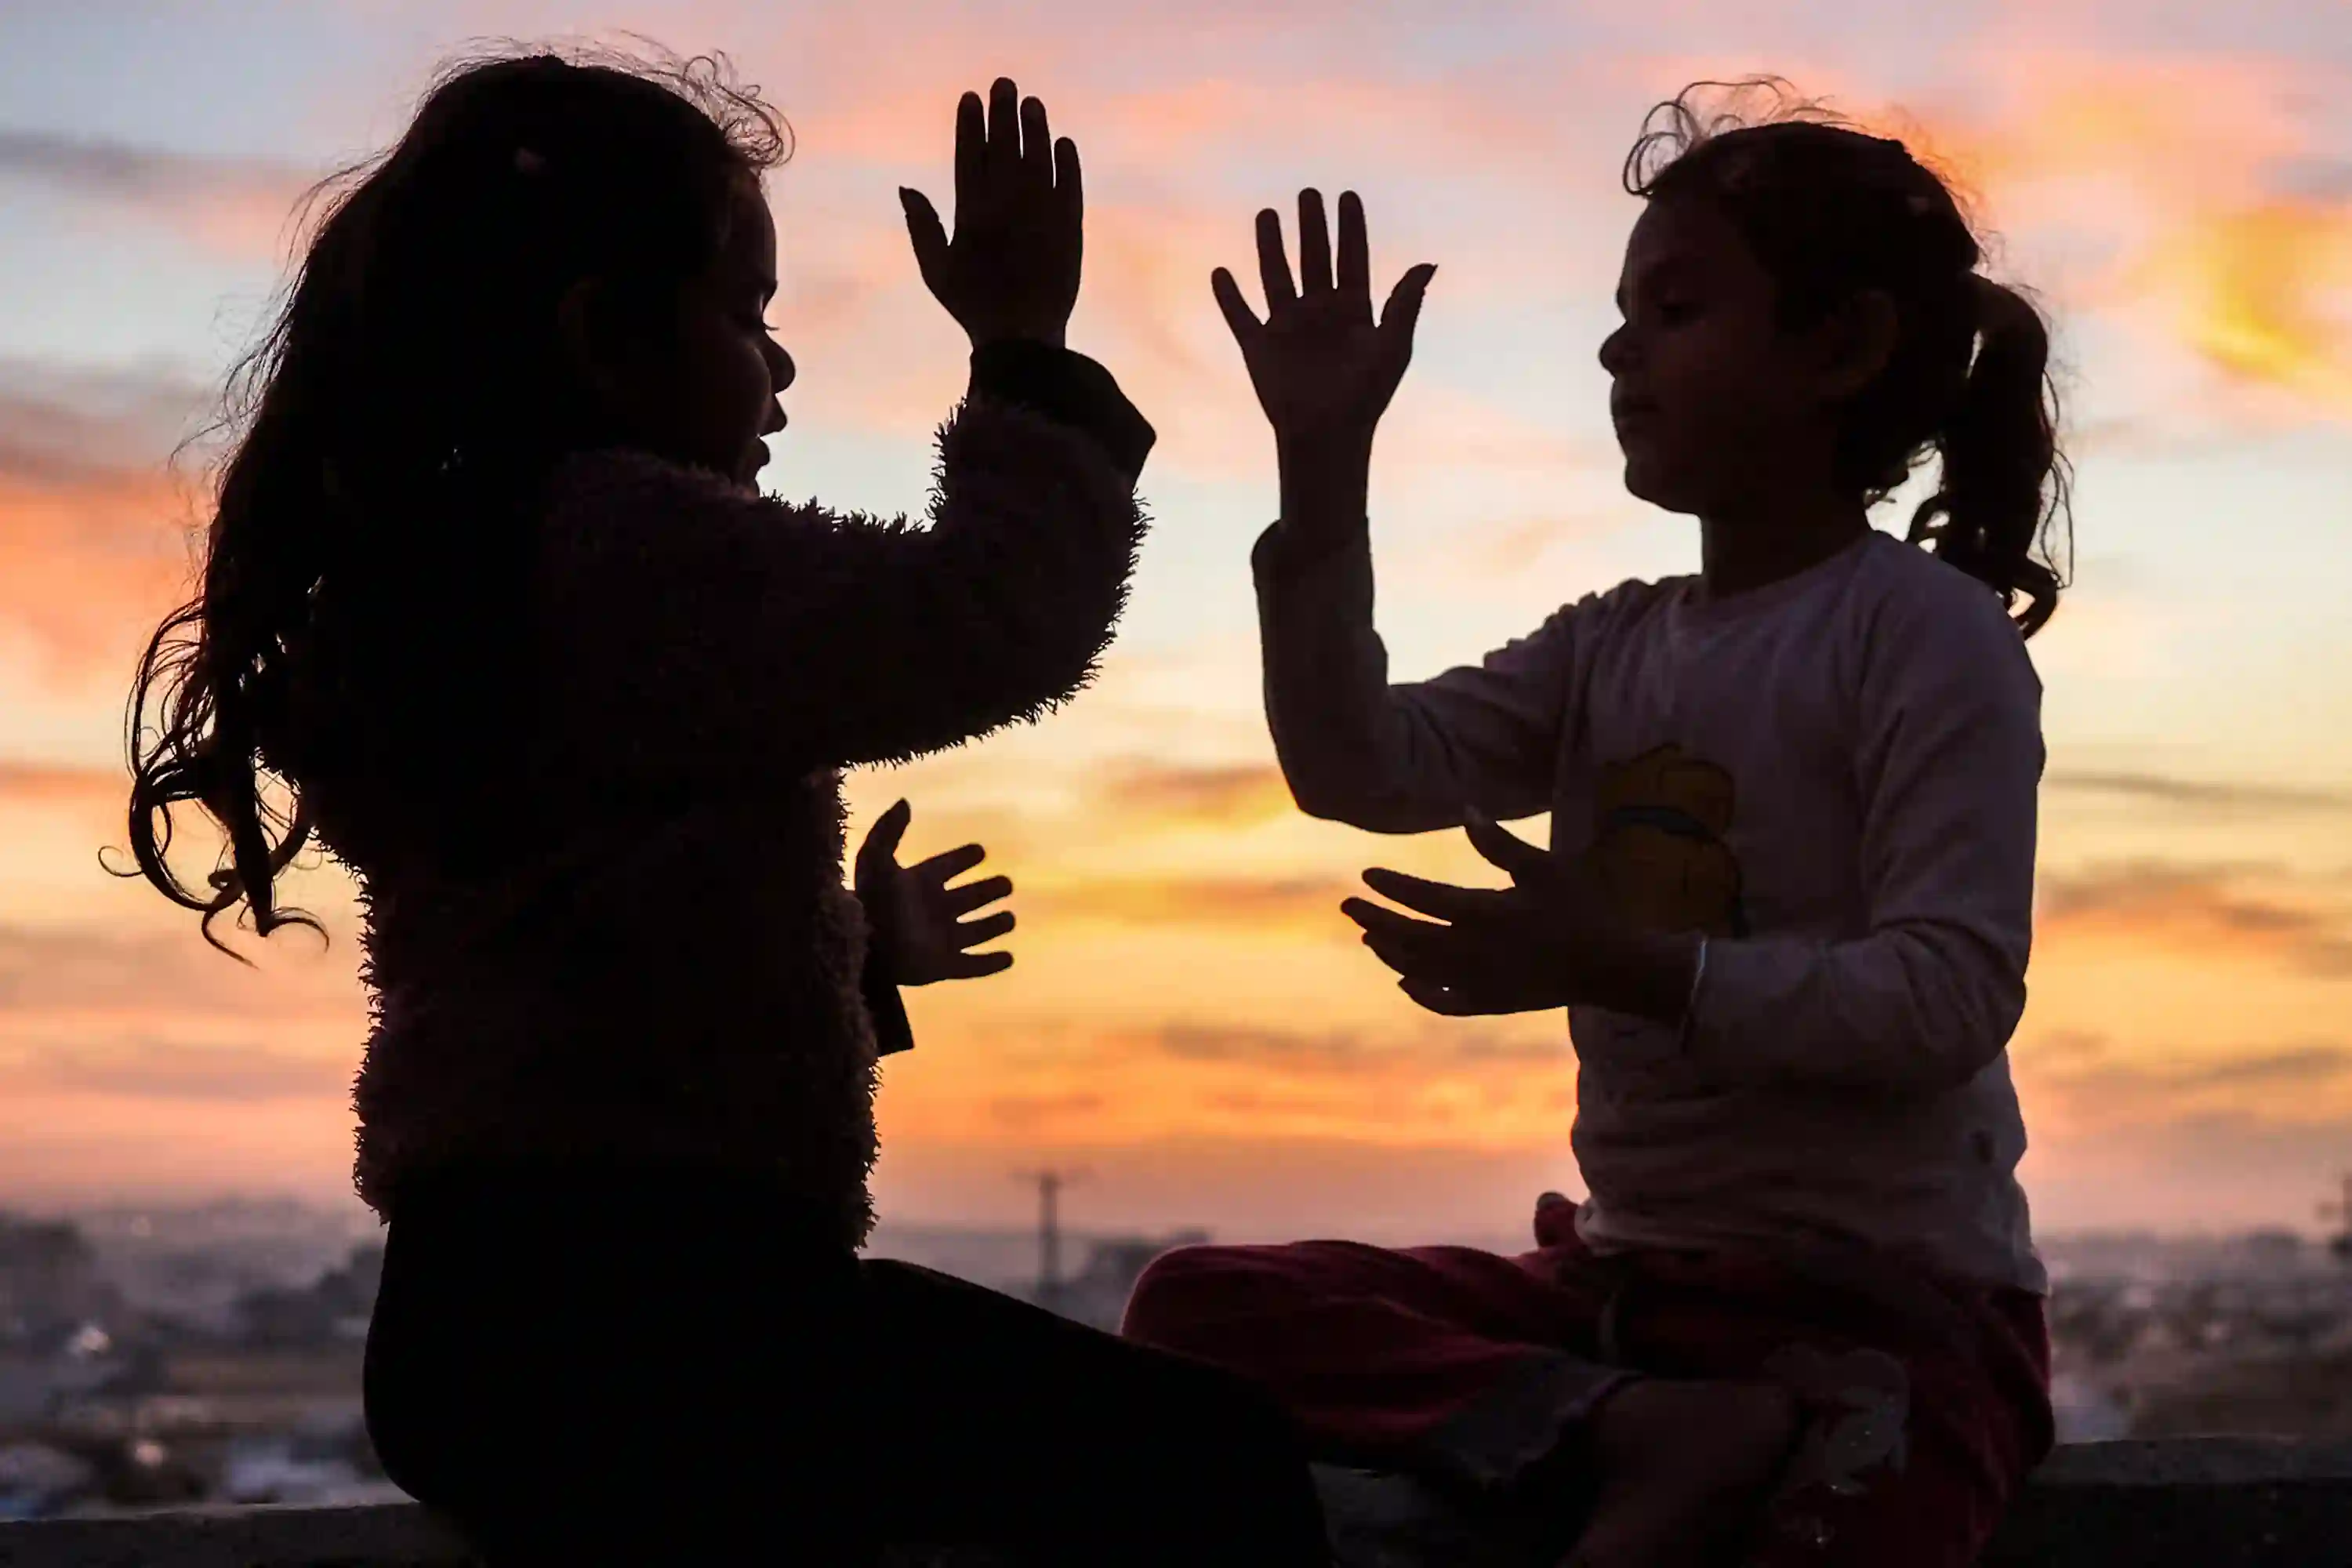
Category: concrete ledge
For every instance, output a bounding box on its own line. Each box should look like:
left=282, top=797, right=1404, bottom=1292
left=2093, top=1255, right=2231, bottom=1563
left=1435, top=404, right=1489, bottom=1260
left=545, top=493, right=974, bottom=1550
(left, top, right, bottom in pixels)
left=0, top=1502, right=471, bottom=1567
left=1, top=1441, right=2347, bottom=1565
left=1980, top=1439, right=2352, bottom=1567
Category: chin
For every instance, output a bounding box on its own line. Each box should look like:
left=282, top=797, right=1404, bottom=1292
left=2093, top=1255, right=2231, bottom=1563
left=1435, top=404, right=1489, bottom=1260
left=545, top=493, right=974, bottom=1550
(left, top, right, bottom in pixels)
left=1620, top=457, right=1697, bottom=516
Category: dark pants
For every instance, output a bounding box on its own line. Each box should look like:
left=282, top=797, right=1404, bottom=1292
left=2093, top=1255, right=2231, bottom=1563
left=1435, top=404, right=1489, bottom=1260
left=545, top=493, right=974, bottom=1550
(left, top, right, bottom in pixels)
left=365, top=1167, right=1329, bottom=1566
left=1125, top=1207, right=2052, bottom=1568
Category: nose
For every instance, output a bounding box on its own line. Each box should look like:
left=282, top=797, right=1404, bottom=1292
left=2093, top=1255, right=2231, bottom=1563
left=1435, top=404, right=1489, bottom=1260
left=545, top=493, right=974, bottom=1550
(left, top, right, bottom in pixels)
left=766, top=339, right=797, bottom=394
left=1597, top=322, right=1632, bottom=377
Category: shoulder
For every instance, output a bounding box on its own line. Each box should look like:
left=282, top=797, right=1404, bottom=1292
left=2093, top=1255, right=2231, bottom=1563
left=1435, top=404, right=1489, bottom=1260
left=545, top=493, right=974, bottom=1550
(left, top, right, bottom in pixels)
left=544, top=448, right=829, bottom=538
left=537, top=448, right=840, bottom=575
left=1559, top=570, right=1690, bottom=641
left=1853, top=534, right=2035, bottom=661
left=1846, top=532, right=2042, bottom=706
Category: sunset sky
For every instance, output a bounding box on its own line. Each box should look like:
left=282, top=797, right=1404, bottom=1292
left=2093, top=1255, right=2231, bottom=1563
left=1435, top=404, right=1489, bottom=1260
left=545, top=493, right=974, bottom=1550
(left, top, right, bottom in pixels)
left=1, top=0, right=2348, bottom=1246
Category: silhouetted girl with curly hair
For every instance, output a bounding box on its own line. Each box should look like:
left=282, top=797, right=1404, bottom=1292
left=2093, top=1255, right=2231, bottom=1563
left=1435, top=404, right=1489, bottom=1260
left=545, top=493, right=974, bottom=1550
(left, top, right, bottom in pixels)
left=127, top=47, right=1327, bottom=1568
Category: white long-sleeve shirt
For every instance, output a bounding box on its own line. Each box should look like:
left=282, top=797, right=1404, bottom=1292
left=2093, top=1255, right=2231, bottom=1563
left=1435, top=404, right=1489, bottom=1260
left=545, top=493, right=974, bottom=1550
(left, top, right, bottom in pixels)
left=1257, top=523, right=2045, bottom=1293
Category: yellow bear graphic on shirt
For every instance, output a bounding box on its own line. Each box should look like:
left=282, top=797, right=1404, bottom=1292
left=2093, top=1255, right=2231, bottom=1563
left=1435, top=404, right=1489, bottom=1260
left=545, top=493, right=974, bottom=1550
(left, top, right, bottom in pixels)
left=1588, top=743, right=1746, bottom=938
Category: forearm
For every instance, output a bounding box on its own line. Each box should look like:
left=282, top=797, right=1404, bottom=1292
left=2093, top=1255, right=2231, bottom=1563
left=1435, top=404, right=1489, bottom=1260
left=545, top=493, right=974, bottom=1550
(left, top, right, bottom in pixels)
left=861, top=946, right=916, bottom=1057
left=1681, top=926, right=2025, bottom=1092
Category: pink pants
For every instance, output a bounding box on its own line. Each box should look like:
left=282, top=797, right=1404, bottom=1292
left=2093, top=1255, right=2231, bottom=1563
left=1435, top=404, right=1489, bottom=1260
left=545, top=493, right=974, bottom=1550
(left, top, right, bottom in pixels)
left=1123, top=1203, right=2051, bottom=1567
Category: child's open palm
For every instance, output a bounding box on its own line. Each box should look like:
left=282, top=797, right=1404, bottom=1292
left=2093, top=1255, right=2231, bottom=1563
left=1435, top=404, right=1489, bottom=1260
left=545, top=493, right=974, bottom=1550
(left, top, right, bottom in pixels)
left=901, top=78, right=1082, bottom=350
left=1214, top=191, right=1436, bottom=456
left=854, top=800, right=1015, bottom=986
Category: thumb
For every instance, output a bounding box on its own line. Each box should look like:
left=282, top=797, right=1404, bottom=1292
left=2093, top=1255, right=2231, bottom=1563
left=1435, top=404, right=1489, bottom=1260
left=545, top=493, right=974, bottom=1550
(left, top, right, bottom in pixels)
left=1463, top=806, right=1546, bottom=883
left=858, top=798, right=913, bottom=877
left=1376, top=262, right=1437, bottom=350
left=1211, top=267, right=1265, bottom=353
left=900, top=187, right=950, bottom=291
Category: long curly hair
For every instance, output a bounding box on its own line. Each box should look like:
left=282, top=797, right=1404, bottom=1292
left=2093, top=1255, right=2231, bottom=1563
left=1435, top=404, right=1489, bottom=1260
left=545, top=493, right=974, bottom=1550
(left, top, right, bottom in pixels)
left=125, top=43, right=791, bottom=953
left=1626, top=79, right=2072, bottom=637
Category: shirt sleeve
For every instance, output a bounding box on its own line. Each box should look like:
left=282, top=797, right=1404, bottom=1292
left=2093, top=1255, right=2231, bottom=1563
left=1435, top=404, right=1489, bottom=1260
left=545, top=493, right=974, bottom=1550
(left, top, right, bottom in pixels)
left=1251, top=523, right=1581, bottom=833
left=1683, top=572, right=2043, bottom=1092
left=539, top=348, right=1151, bottom=779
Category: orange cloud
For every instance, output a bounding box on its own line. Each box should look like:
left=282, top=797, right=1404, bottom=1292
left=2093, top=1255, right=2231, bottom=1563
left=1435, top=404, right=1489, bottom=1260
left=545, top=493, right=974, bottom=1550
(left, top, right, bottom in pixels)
left=0, top=467, right=194, bottom=676
left=2038, top=863, right=2352, bottom=978
left=1891, top=49, right=2352, bottom=417
left=2015, top=1028, right=2352, bottom=1136
left=0, top=760, right=123, bottom=810
left=1093, top=758, right=1293, bottom=826
left=1026, top=873, right=1354, bottom=931
left=0, top=129, right=316, bottom=259
left=0, top=919, right=360, bottom=1024
left=2146, top=201, right=2352, bottom=413
left=2046, top=771, right=2352, bottom=817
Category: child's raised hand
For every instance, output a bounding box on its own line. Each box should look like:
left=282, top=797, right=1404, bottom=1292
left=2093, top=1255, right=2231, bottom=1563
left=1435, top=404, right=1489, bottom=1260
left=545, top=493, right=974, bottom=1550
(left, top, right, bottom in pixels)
left=900, top=78, right=1082, bottom=351
left=854, top=800, right=1016, bottom=986
left=1214, top=191, right=1436, bottom=459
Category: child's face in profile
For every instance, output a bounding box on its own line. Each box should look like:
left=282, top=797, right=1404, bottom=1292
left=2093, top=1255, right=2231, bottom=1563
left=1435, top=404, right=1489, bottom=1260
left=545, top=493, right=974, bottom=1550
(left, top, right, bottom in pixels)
left=597, top=174, right=797, bottom=491
left=1598, top=196, right=1836, bottom=522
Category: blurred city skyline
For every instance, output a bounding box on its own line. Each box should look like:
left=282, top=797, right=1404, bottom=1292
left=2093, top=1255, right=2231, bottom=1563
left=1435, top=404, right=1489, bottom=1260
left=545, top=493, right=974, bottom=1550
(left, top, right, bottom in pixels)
left=0, top=0, right=2347, bottom=1243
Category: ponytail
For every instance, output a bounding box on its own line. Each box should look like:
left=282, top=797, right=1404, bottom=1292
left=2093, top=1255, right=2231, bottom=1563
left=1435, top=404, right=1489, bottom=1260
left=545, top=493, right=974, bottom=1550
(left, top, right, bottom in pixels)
left=1907, top=278, right=2071, bottom=638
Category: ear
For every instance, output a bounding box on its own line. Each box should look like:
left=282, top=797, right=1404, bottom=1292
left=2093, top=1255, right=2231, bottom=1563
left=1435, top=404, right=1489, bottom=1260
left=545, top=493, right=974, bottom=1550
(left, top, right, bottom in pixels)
left=555, top=275, right=630, bottom=410
left=1814, top=288, right=1898, bottom=402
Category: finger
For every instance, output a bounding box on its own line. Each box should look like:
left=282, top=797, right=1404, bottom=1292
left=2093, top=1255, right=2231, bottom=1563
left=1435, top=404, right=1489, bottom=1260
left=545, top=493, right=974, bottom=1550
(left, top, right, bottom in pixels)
left=1255, top=208, right=1298, bottom=314
left=946, top=949, right=1017, bottom=979
left=1054, top=135, right=1083, bottom=223
left=856, top=798, right=913, bottom=875
left=944, top=874, right=1013, bottom=916
left=1340, top=895, right=1453, bottom=942
left=1401, top=975, right=1494, bottom=1016
left=1336, top=190, right=1370, bottom=307
left=1377, top=261, right=1439, bottom=346
left=987, top=78, right=1021, bottom=176
left=1019, top=95, right=1051, bottom=182
left=1212, top=267, right=1265, bottom=349
left=1359, top=867, right=1500, bottom=924
left=1464, top=808, right=1548, bottom=882
left=914, top=843, right=989, bottom=884
left=899, top=189, right=950, bottom=289
left=1361, top=926, right=1473, bottom=985
left=953, top=92, right=985, bottom=211
left=956, top=909, right=1017, bottom=948
left=1297, top=188, right=1333, bottom=297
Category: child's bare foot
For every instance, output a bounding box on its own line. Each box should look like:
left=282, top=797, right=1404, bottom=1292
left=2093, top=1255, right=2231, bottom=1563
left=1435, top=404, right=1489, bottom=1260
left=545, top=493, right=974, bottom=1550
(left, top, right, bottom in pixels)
left=1562, top=1377, right=1798, bottom=1568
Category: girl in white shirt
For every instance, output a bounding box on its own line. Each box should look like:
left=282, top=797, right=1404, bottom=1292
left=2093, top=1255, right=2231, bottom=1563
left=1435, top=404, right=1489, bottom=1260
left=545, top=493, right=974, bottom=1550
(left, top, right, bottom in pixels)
left=1126, top=81, right=2071, bottom=1568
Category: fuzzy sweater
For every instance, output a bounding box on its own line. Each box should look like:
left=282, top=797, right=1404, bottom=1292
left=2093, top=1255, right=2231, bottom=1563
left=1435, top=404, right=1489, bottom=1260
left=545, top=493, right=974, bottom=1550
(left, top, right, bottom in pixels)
left=347, top=347, right=1152, bottom=1249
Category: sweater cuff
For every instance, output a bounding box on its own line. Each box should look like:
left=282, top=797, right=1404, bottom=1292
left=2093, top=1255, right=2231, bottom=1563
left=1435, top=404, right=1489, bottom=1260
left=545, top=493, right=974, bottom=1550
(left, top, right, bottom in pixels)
left=862, top=953, right=916, bottom=1058
left=1251, top=521, right=1377, bottom=612
left=968, top=341, right=1156, bottom=482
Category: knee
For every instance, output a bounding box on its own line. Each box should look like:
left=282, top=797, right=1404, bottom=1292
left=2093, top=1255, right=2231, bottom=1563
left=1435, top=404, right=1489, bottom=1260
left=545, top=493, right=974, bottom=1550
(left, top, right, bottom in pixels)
left=1121, top=1243, right=1259, bottom=1345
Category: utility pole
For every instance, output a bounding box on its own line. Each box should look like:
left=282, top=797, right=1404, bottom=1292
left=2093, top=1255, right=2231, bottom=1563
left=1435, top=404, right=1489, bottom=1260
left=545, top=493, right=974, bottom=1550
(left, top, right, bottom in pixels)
left=1015, top=1167, right=1087, bottom=1303
left=2320, top=1174, right=2352, bottom=1261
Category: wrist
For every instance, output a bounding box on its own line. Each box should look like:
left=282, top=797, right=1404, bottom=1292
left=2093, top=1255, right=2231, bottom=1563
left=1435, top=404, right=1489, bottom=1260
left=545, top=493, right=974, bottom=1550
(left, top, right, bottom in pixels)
left=966, top=324, right=1068, bottom=352
left=1276, top=433, right=1373, bottom=539
left=1276, top=429, right=1374, bottom=476
left=1580, top=930, right=1704, bottom=1025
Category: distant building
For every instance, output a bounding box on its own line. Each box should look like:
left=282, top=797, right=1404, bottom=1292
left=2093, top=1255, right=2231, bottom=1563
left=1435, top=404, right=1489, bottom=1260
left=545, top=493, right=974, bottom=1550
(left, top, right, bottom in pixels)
left=1032, top=1232, right=1210, bottom=1332
left=0, top=1215, right=120, bottom=1346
